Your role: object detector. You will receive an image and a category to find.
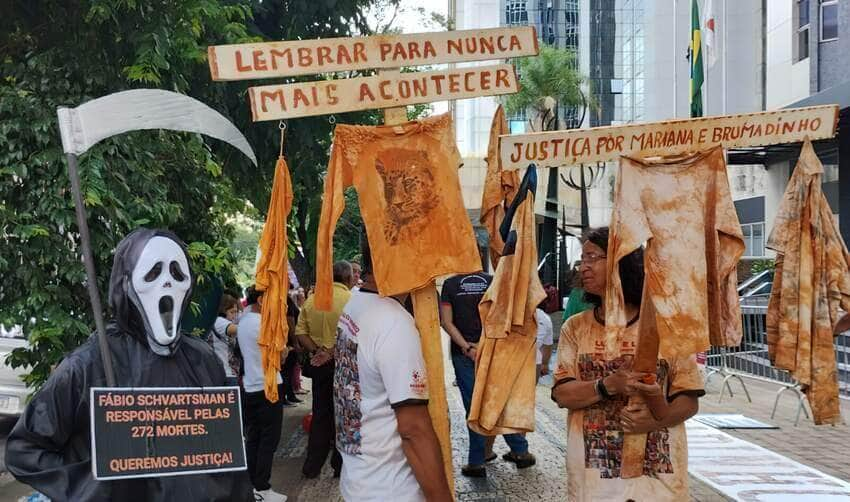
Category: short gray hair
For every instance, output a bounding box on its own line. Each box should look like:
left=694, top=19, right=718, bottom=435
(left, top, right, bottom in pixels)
left=333, top=260, right=353, bottom=285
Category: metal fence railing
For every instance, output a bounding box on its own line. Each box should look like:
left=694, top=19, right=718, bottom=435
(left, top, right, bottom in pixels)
left=704, top=295, right=850, bottom=423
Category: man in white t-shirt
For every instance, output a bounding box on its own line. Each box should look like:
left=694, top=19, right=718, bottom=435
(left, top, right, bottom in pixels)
left=333, top=235, right=451, bottom=501
left=535, top=307, right=554, bottom=383
left=237, top=287, right=287, bottom=502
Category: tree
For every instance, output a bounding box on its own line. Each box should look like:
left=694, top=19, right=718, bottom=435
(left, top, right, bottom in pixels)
left=503, top=44, right=587, bottom=293
left=0, top=0, right=260, bottom=388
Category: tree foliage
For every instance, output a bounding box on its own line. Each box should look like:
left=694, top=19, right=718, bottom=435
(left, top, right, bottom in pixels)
left=0, top=0, right=264, bottom=388
left=502, top=44, right=586, bottom=131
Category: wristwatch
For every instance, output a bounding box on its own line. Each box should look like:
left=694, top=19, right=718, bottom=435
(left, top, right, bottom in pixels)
left=596, top=378, right=612, bottom=399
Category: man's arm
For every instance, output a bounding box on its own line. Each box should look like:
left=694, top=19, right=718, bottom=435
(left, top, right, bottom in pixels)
left=540, top=344, right=553, bottom=375
left=439, top=302, right=474, bottom=357
left=294, top=303, right=320, bottom=352
left=394, top=404, right=452, bottom=501
left=6, top=355, right=93, bottom=500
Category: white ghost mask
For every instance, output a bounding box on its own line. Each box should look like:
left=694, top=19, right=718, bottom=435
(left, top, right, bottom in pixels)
left=128, top=236, right=192, bottom=356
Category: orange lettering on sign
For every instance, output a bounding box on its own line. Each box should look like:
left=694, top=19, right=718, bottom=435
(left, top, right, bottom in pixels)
left=260, top=90, right=286, bottom=112
left=235, top=51, right=251, bottom=72
left=253, top=50, right=268, bottom=71
left=359, top=83, right=376, bottom=102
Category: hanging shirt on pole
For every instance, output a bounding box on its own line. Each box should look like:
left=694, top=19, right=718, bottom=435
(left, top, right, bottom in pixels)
left=315, top=113, right=481, bottom=311
left=766, top=138, right=850, bottom=425
left=606, top=146, right=744, bottom=364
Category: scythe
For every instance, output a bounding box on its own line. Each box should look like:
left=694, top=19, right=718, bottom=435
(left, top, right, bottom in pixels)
left=57, top=89, right=257, bottom=386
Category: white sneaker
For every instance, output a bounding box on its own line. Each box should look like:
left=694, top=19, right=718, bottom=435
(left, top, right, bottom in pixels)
left=254, top=488, right=288, bottom=502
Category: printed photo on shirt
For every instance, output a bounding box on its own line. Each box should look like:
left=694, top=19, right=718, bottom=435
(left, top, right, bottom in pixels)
left=334, top=324, right=363, bottom=455
left=375, top=148, right=440, bottom=245
left=578, top=354, right=674, bottom=479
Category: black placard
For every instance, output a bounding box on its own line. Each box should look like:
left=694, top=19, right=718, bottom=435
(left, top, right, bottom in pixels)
left=90, top=387, right=246, bottom=480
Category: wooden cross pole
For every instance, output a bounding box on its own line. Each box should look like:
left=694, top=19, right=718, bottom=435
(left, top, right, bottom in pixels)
left=377, top=69, right=454, bottom=490
left=209, top=28, right=539, bottom=493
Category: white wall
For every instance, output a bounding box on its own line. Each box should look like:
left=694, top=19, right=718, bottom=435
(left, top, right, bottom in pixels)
left=453, top=0, right=505, bottom=210
left=765, top=0, right=810, bottom=108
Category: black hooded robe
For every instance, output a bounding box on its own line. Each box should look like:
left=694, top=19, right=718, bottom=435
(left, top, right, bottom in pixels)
left=5, top=229, right=254, bottom=501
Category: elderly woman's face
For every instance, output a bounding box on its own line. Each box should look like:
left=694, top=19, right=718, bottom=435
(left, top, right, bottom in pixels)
left=579, top=241, right=607, bottom=297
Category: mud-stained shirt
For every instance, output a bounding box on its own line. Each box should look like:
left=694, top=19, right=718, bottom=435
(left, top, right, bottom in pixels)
left=767, top=139, right=850, bottom=425
left=606, top=147, right=745, bottom=362
left=314, top=113, right=481, bottom=311
left=555, top=310, right=704, bottom=502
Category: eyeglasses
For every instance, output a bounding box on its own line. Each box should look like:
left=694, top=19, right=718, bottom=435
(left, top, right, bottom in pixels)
left=580, top=253, right=607, bottom=264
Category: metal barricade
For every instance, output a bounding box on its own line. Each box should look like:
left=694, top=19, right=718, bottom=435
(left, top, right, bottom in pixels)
left=704, top=295, right=850, bottom=425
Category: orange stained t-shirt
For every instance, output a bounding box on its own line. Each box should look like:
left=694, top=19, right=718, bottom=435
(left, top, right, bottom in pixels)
left=315, top=113, right=481, bottom=311
left=606, top=147, right=745, bottom=363
left=767, top=139, right=850, bottom=425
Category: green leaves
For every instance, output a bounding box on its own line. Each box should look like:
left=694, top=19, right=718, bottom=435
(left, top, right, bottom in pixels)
left=503, top=44, right=587, bottom=120
left=0, top=0, right=257, bottom=390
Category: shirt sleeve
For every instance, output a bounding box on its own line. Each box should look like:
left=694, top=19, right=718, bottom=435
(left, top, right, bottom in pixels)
left=294, top=299, right=310, bottom=337
left=554, top=316, right=581, bottom=383
left=213, top=317, right=232, bottom=336
left=439, top=278, right=455, bottom=305
left=374, top=313, right=430, bottom=407
left=666, top=353, right=706, bottom=400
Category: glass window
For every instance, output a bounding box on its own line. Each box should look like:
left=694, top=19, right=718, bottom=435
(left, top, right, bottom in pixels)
left=797, top=27, right=810, bottom=61
left=799, top=0, right=810, bottom=27
left=821, top=1, right=838, bottom=41
left=741, top=223, right=765, bottom=257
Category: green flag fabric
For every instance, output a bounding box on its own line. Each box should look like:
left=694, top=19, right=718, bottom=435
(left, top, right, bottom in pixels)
left=690, top=0, right=704, bottom=117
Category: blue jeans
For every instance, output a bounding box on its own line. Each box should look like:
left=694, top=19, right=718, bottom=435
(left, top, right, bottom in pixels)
left=451, top=352, right=528, bottom=465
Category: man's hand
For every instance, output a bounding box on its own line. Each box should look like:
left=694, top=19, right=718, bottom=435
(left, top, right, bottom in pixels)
left=310, top=349, right=332, bottom=367
left=465, top=344, right=477, bottom=361
left=539, top=365, right=550, bottom=376
left=621, top=403, right=659, bottom=433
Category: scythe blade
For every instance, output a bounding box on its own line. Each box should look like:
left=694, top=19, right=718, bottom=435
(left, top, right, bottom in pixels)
left=55, top=89, right=256, bottom=387
left=57, top=89, right=256, bottom=164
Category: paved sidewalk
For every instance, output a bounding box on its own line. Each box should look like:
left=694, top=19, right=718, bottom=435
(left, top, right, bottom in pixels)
left=273, top=366, right=732, bottom=501
left=698, top=373, right=850, bottom=483
left=3, top=355, right=846, bottom=501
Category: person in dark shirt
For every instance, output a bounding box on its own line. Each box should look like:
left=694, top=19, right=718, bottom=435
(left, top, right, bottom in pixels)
left=439, top=273, right=535, bottom=478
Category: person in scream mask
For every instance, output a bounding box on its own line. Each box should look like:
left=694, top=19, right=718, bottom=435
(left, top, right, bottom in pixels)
left=5, top=228, right=253, bottom=502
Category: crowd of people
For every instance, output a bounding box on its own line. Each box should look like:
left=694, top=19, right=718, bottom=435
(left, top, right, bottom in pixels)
left=5, top=225, right=702, bottom=502
left=206, top=225, right=701, bottom=502
left=204, top=225, right=702, bottom=501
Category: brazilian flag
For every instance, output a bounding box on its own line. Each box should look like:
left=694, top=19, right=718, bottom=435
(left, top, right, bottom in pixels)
left=690, top=0, right=704, bottom=117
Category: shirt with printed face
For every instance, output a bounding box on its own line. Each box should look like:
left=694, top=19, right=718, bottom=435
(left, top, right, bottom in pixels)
left=314, top=113, right=482, bottom=312
left=554, top=310, right=705, bottom=502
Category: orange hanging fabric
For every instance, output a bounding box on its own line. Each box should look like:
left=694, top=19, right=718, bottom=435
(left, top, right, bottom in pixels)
left=256, top=156, right=293, bottom=402
left=766, top=138, right=850, bottom=425
left=480, top=105, right=520, bottom=270
left=315, top=113, right=481, bottom=310
left=470, top=166, right=546, bottom=435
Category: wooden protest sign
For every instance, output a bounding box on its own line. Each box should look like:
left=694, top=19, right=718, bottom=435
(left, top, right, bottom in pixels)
left=500, top=105, right=839, bottom=169
left=209, top=26, right=537, bottom=81
left=248, top=64, right=518, bottom=121
left=90, top=387, right=246, bottom=480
